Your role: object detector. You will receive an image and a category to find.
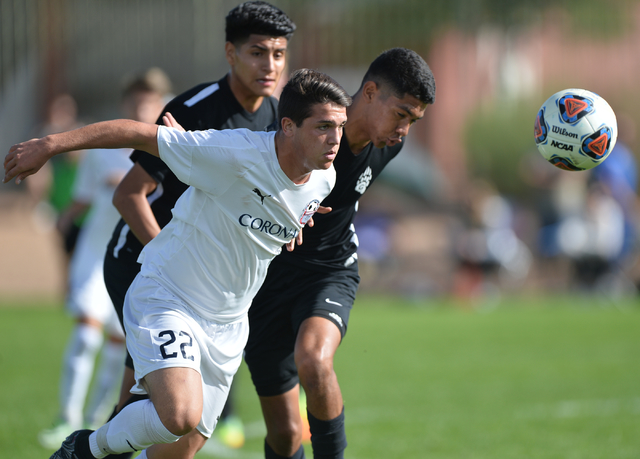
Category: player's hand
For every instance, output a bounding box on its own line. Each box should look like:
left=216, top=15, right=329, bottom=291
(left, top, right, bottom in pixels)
left=3, top=137, right=51, bottom=185
left=162, top=112, right=185, bottom=132
left=285, top=205, right=332, bottom=252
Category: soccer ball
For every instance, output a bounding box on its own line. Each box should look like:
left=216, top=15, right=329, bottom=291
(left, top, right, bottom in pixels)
left=534, top=88, right=617, bottom=171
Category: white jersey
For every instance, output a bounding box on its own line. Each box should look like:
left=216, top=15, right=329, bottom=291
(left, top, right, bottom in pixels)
left=138, top=126, right=336, bottom=323
left=68, top=148, right=132, bottom=330
left=72, top=148, right=133, bottom=247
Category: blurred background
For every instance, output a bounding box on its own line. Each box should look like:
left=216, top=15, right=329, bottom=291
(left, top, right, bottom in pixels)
left=2, top=0, right=640, bottom=303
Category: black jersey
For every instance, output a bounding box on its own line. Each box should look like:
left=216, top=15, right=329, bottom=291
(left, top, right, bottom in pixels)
left=106, top=75, right=278, bottom=263
left=273, top=137, right=403, bottom=271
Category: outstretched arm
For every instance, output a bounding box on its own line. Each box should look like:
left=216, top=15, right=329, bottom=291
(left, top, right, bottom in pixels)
left=4, top=119, right=159, bottom=185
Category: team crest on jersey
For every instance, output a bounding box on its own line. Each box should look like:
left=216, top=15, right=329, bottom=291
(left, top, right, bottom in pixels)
left=355, top=166, right=372, bottom=194
left=299, top=199, right=320, bottom=225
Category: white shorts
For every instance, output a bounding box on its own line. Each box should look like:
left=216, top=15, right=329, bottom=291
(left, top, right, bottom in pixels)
left=67, top=248, right=123, bottom=338
left=123, top=274, right=248, bottom=438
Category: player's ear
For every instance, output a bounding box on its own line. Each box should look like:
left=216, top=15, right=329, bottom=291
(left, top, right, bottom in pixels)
left=225, top=41, right=237, bottom=66
left=362, top=80, right=379, bottom=102
left=281, top=117, right=295, bottom=137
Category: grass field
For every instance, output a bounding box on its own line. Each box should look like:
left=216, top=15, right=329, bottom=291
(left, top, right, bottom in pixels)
left=1, top=295, right=639, bottom=458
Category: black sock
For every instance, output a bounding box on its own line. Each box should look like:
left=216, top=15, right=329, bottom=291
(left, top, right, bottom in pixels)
left=307, top=407, right=347, bottom=459
left=264, top=438, right=306, bottom=459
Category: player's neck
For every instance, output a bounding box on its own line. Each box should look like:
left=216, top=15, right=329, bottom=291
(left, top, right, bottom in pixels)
left=344, top=102, right=371, bottom=155
left=274, top=132, right=312, bottom=185
left=226, top=73, right=265, bottom=113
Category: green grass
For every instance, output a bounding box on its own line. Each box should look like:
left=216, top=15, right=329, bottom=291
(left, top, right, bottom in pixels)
left=1, top=296, right=639, bottom=458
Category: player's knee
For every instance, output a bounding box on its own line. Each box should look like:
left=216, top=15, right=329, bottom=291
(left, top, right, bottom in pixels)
left=157, top=402, right=202, bottom=436
left=295, top=350, right=334, bottom=391
left=267, top=419, right=303, bottom=457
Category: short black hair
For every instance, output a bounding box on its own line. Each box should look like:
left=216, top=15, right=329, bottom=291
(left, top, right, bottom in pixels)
left=361, top=48, right=436, bottom=105
left=278, top=69, right=352, bottom=129
left=225, top=1, right=296, bottom=45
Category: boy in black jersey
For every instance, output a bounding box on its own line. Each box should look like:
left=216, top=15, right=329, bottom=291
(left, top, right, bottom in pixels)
left=102, top=1, right=295, bottom=457
left=244, top=48, right=436, bottom=459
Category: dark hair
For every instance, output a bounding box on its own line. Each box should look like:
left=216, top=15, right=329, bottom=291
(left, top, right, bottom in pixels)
left=277, top=69, right=352, bottom=129
left=361, top=48, right=435, bottom=105
left=225, top=1, right=296, bottom=45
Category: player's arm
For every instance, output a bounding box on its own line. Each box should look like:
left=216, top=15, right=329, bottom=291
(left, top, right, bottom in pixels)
left=4, top=119, right=159, bottom=185
left=112, top=163, right=162, bottom=246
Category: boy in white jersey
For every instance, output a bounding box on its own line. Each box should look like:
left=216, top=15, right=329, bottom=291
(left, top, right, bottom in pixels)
left=4, top=68, right=351, bottom=459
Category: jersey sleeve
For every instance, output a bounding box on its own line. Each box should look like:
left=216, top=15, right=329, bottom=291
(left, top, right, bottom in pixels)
left=156, top=126, right=258, bottom=196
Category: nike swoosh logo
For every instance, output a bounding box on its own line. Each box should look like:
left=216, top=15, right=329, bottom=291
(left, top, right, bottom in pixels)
left=325, top=298, right=343, bottom=307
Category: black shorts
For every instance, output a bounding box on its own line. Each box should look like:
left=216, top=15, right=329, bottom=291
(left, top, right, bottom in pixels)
left=244, top=260, right=359, bottom=397
left=103, top=251, right=141, bottom=369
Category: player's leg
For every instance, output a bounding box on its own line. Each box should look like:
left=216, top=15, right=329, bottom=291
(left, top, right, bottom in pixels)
left=245, top=263, right=306, bottom=458
left=109, top=275, right=246, bottom=458
left=92, top=367, right=200, bottom=457
left=83, top=334, right=126, bottom=428
left=48, top=365, right=194, bottom=459
left=294, top=317, right=347, bottom=459
left=83, top=307, right=126, bottom=428
left=258, top=386, right=306, bottom=458
left=142, top=428, right=208, bottom=459
left=42, top=254, right=116, bottom=448
left=290, top=264, right=358, bottom=459
left=51, top=276, right=222, bottom=458
left=39, top=317, right=104, bottom=449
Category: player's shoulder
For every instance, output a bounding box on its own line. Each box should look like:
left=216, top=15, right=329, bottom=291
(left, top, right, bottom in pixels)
left=169, top=79, right=226, bottom=109
left=161, top=125, right=274, bottom=153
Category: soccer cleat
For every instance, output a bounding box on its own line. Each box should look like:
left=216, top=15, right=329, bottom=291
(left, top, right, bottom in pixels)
left=49, top=429, right=93, bottom=459
left=38, top=421, right=77, bottom=450
left=215, top=415, right=245, bottom=449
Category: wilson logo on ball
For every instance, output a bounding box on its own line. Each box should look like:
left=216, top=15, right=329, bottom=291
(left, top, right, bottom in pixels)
left=558, top=94, right=594, bottom=124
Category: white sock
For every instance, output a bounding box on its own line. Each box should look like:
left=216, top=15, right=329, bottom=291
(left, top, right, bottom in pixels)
left=84, top=339, right=126, bottom=427
left=88, top=399, right=181, bottom=458
left=59, top=323, right=103, bottom=427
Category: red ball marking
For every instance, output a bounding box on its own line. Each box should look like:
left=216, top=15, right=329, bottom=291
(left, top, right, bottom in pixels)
left=564, top=98, right=588, bottom=118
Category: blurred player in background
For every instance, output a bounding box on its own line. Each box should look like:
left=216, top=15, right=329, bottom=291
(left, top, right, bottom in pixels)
left=38, top=71, right=169, bottom=449
left=27, top=93, right=86, bottom=294
left=243, top=48, right=436, bottom=459
left=102, top=1, right=295, bottom=452
left=5, top=68, right=351, bottom=459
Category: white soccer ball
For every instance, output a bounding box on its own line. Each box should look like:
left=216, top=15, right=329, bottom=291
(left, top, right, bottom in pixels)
left=534, top=88, right=617, bottom=171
